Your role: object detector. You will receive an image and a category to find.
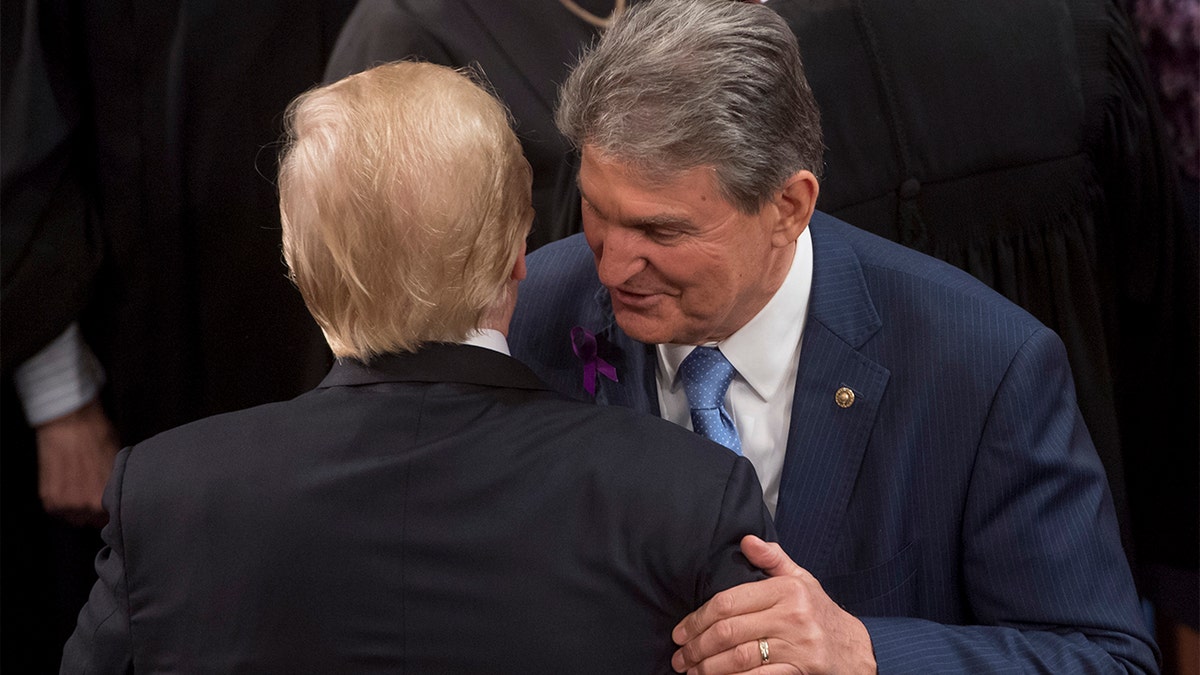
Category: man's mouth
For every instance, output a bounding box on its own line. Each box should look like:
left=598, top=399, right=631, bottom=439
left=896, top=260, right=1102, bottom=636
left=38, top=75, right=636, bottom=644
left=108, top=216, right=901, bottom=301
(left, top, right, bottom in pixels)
left=610, top=286, right=665, bottom=309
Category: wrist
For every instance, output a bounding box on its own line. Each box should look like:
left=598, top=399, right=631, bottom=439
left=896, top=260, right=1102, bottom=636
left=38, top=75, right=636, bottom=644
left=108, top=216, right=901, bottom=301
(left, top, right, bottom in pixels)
left=846, top=616, right=878, bottom=675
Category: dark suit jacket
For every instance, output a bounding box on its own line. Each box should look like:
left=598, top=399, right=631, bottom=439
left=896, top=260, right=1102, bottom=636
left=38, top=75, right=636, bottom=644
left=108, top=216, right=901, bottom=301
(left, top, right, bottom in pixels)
left=509, top=213, right=1158, bottom=673
left=61, top=344, right=773, bottom=673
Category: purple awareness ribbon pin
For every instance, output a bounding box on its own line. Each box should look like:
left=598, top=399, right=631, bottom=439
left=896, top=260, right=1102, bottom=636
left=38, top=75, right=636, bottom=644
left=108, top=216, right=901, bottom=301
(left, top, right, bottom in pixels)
left=570, top=326, right=618, bottom=396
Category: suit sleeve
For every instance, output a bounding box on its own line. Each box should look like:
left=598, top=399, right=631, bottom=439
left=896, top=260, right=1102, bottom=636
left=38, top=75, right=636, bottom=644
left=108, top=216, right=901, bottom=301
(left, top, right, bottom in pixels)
left=60, top=447, right=134, bottom=675
left=861, top=327, right=1158, bottom=674
left=698, top=456, right=776, bottom=604
left=1, top=0, right=102, bottom=374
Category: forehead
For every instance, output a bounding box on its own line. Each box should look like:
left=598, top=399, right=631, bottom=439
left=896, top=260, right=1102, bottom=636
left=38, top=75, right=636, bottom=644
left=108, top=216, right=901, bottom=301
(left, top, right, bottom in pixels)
left=578, top=147, right=729, bottom=215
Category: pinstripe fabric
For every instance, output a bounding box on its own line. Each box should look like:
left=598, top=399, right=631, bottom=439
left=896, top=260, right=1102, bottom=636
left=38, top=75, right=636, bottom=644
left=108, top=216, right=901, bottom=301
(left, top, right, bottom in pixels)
left=12, top=322, right=105, bottom=425
left=509, top=212, right=1157, bottom=673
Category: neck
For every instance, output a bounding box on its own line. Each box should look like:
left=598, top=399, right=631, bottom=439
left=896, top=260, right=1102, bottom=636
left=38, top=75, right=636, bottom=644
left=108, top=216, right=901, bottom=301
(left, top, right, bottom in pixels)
left=712, top=240, right=796, bottom=343
left=478, top=279, right=519, bottom=337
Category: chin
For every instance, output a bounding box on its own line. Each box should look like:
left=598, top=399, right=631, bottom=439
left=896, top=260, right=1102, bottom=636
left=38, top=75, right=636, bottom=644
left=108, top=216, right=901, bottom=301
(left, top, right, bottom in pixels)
left=614, top=314, right=668, bottom=344
left=613, top=311, right=687, bottom=345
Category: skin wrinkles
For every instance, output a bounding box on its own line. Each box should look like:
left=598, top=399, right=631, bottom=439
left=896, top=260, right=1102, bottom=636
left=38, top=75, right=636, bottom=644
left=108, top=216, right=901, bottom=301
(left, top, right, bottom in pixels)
left=577, top=146, right=816, bottom=345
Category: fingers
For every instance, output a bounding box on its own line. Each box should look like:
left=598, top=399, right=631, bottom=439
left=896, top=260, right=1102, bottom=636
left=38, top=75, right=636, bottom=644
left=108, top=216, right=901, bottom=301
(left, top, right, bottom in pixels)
left=38, top=453, right=109, bottom=526
left=740, top=535, right=802, bottom=577
left=673, top=605, right=799, bottom=672
left=674, top=576, right=792, bottom=645
left=673, top=539, right=807, bottom=646
left=35, top=400, right=120, bottom=528
left=674, top=543, right=877, bottom=675
left=672, top=637, right=779, bottom=674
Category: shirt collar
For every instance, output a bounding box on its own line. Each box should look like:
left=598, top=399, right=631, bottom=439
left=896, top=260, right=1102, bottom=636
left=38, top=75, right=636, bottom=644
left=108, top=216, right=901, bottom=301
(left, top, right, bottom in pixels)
left=461, top=328, right=512, bottom=356
left=657, top=226, right=813, bottom=400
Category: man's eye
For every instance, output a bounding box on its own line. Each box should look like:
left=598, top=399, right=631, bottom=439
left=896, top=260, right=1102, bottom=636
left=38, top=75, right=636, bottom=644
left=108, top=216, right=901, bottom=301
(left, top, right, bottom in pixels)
left=647, top=227, right=685, bottom=243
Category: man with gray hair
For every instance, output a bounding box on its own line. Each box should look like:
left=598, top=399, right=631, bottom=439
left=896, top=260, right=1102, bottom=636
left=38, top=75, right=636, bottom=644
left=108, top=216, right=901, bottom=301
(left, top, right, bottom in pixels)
left=510, top=0, right=1157, bottom=672
left=61, top=60, right=775, bottom=672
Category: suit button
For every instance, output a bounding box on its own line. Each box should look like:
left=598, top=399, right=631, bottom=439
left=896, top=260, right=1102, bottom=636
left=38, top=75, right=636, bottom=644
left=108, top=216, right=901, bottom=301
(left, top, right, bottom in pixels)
left=835, top=386, right=855, bottom=408
left=899, top=177, right=921, bottom=200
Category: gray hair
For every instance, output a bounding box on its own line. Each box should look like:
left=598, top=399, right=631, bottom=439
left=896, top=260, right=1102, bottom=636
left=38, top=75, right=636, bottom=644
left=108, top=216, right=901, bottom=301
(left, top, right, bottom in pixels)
left=556, top=0, right=823, bottom=214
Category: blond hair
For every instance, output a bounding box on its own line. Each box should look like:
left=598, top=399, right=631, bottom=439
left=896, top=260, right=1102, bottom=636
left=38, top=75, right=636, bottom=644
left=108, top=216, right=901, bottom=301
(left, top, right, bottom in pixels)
left=278, top=61, right=532, bottom=359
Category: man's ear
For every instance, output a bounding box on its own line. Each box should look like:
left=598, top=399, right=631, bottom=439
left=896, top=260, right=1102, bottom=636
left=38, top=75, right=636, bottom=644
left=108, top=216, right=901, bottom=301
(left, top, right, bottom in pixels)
left=770, top=170, right=819, bottom=248
left=485, top=240, right=529, bottom=337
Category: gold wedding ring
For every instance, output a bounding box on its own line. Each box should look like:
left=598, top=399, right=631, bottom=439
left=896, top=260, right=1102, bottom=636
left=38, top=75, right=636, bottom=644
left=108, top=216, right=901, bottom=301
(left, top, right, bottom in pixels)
left=758, top=637, right=770, bottom=664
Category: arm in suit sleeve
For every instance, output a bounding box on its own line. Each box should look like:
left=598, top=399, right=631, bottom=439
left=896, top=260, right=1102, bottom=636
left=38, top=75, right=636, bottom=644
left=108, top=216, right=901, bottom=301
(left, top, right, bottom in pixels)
left=3, top=0, right=119, bottom=525
left=1, top=0, right=103, bottom=374
left=60, top=447, right=134, bottom=674
left=861, top=327, right=1158, bottom=673
left=699, top=456, right=776, bottom=604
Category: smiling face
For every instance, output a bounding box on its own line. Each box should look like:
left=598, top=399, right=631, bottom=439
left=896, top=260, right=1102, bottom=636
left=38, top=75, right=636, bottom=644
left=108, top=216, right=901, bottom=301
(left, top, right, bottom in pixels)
left=578, top=147, right=815, bottom=345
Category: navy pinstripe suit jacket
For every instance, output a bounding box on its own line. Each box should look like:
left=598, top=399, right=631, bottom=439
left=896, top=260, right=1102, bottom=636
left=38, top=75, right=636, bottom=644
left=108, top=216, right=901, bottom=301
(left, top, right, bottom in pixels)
left=510, top=212, right=1158, bottom=673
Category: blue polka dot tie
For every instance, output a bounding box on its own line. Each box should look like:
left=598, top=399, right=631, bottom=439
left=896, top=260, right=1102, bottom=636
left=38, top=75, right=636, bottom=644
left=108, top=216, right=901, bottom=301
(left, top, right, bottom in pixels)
left=679, top=347, right=742, bottom=454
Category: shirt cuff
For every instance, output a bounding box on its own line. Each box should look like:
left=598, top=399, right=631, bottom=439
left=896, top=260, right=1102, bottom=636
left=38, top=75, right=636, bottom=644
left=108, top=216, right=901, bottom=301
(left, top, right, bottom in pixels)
left=13, top=323, right=106, bottom=426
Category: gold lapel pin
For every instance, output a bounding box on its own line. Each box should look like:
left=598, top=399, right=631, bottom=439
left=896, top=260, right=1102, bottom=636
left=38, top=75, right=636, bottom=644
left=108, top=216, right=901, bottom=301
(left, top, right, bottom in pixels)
left=835, top=386, right=855, bottom=408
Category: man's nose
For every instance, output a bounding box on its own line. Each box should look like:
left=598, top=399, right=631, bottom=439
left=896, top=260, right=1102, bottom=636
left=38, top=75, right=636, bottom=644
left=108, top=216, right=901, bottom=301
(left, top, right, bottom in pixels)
left=592, top=226, right=646, bottom=287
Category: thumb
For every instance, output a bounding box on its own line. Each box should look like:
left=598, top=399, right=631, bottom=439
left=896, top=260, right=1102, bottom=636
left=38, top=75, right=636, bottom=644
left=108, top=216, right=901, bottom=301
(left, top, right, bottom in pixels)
left=741, top=535, right=803, bottom=577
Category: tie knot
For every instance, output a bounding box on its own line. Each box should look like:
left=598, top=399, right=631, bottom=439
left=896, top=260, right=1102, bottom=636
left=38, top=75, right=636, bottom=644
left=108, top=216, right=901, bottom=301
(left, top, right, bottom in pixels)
left=679, top=347, right=736, bottom=410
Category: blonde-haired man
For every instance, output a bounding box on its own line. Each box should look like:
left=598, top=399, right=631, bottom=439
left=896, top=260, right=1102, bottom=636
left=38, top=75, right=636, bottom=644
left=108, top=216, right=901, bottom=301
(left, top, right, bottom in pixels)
left=279, top=61, right=532, bottom=357
left=62, top=61, right=773, bottom=673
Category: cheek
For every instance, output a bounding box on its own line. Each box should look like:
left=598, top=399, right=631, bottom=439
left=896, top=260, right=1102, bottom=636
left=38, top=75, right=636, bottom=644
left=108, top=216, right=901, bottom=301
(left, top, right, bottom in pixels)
left=667, top=257, right=727, bottom=302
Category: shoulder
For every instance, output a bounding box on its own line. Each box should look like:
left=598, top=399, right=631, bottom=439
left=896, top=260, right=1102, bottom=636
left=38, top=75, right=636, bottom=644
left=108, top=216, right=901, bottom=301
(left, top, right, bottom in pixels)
left=531, top=390, right=738, bottom=471
left=120, top=396, right=310, bottom=490
left=810, top=214, right=1054, bottom=385
left=525, top=391, right=764, bottom=528
left=522, top=389, right=751, bottom=490
left=817, top=213, right=1042, bottom=330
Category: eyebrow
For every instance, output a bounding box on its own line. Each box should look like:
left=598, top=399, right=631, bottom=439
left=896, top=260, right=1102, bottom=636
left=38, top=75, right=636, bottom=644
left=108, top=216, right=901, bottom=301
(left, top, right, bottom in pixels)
left=577, top=180, right=696, bottom=231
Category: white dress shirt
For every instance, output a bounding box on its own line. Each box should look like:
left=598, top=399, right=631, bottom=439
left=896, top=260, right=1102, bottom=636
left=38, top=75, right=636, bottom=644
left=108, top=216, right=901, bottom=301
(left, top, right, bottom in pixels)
left=462, top=328, right=512, bottom=355
left=14, top=322, right=106, bottom=426
left=655, top=228, right=813, bottom=517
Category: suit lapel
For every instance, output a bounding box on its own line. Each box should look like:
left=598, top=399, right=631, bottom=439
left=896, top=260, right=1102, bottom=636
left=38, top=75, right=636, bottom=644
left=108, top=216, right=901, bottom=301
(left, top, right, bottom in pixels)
left=773, top=216, right=890, bottom=576
left=589, top=285, right=660, bottom=415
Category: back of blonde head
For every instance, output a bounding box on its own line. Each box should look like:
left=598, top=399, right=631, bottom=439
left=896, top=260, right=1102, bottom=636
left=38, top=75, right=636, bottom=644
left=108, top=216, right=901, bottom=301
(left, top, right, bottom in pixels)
left=278, top=62, right=532, bottom=360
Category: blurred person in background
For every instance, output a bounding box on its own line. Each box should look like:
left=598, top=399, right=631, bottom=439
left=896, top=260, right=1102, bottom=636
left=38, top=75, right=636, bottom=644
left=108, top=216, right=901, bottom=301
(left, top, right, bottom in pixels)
left=2, top=1, right=355, bottom=669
